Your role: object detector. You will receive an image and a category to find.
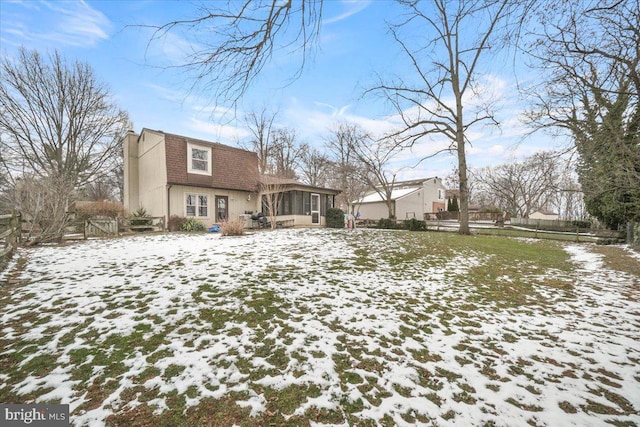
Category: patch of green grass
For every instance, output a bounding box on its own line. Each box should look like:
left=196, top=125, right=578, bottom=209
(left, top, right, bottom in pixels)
left=3, top=229, right=633, bottom=426
left=435, top=367, right=462, bottom=382
left=163, top=364, right=186, bottom=379
left=506, top=397, right=544, bottom=412
left=409, top=348, right=442, bottom=363
left=486, top=383, right=501, bottom=392
left=581, top=400, right=624, bottom=415
left=593, top=245, right=640, bottom=277
left=12, top=353, right=52, bottom=378
left=558, top=400, right=578, bottom=413
left=441, top=409, right=456, bottom=420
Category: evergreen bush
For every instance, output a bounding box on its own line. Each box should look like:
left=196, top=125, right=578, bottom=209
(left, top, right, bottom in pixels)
left=180, top=217, right=205, bottom=232
left=571, top=220, right=592, bottom=229
left=129, top=207, right=152, bottom=226
left=326, top=208, right=345, bottom=228
left=448, top=196, right=459, bottom=212
left=404, top=218, right=426, bottom=231
left=376, top=218, right=402, bottom=229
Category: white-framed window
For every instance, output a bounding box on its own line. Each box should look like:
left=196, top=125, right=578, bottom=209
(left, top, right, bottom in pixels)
left=438, top=189, right=444, bottom=200
left=186, top=194, right=208, bottom=217
left=198, top=195, right=208, bottom=217
left=187, top=143, right=212, bottom=175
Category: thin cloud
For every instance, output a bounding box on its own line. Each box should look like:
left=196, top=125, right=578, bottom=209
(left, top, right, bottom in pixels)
left=323, top=1, right=372, bottom=25
left=1, top=0, right=110, bottom=48
left=145, top=31, right=198, bottom=67
left=186, top=118, right=250, bottom=144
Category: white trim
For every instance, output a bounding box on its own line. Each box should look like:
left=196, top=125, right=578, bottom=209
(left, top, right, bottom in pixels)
left=311, top=193, right=320, bottom=225
left=185, top=193, right=209, bottom=218
left=187, top=142, right=212, bottom=176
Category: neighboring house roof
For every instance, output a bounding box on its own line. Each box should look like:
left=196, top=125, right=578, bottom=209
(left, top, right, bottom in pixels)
left=357, top=187, right=421, bottom=204
left=446, top=189, right=460, bottom=198
left=146, top=129, right=260, bottom=193
left=391, top=177, right=441, bottom=188
left=533, top=209, right=558, bottom=216
left=260, top=174, right=341, bottom=195
left=355, top=176, right=445, bottom=204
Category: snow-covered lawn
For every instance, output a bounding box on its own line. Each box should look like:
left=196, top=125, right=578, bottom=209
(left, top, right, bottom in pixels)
left=1, top=229, right=639, bottom=426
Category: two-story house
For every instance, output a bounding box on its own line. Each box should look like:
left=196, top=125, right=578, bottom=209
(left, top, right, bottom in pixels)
left=123, top=128, right=340, bottom=227
left=354, top=177, right=447, bottom=220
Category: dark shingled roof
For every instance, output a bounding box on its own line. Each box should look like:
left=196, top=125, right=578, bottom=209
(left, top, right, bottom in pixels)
left=162, top=131, right=260, bottom=193
left=260, top=174, right=341, bottom=194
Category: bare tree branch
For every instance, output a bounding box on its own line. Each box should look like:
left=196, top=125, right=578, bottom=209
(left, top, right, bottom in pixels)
left=372, top=0, right=528, bottom=233
left=523, top=0, right=639, bottom=228
left=0, top=48, right=129, bottom=242
left=143, top=0, right=323, bottom=106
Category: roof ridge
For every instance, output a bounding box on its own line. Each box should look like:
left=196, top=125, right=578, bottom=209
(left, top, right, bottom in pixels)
left=140, top=128, right=254, bottom=154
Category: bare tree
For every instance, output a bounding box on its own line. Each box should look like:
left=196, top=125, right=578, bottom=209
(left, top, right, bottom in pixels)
left=80, top=180, right=117, bottom=202
left=371, top=0, right=531, bottom=234
left=445, top=167, right=479, bottom=206
left=79, top=144, right=124, bottom=202
left=271, top=128, right=304, bottom=179
left=259, top=175, right=286, bottom=230
left=349, top=135, right=403, bottom=219
left=0, top=138, right=17, bottom=213
left=550, top=164, right=587, bottom=221
left=146, top=1, right=323, bottom=105
left=0, top=48, right=129, bottom=243
left=15, top=174, right=73, bottom=244
left=242, top=107, right=278, bottom=174
left=298, top=143, right=330, bottom=187
left=475, top=152, right=561, bottom=218
left=147, top=1, right=537, bottom=229
left=326, top=123, right=371, bottom=214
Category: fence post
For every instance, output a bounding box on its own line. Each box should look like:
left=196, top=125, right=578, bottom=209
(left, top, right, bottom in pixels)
left=84, top=220, right=88, bottom=240
left=17, top=212, right=22, bottom=244
left=7, top=211, right=17, bottom=251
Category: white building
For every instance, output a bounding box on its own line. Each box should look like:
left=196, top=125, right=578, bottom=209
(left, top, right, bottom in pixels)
left=354, top=177, right=447, bottom=220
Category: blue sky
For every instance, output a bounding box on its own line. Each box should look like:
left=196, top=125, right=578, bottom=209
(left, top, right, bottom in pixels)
left=0, top=0, right=563, bottom=181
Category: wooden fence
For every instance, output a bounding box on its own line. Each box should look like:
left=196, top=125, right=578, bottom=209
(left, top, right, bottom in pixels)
left=85, top=218, right=119, bottom=237
left=23, top=216, right=166, bottom=242
left=61, top=217, right=120, bottom=240
left=511, top=217, right=577, bottom=229
left=64, top=216, right=165, bottom=238
left=0, top=212, right=21, bottom=262
left=424, top=211, right=503, bottom=222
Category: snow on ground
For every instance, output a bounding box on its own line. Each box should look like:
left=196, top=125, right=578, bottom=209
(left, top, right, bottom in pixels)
left=1, top=229, right=639, bottom=426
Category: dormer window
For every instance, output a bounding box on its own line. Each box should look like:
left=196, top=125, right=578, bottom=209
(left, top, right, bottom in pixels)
left=188, top=143, right=212, bottom=175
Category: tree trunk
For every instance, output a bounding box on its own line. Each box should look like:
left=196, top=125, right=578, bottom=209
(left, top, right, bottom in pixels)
left=455, top=89, right=470, bottom=235
left=457, top=145, right=470, bottom=235
left=386, top=192, right=395, bottom=219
